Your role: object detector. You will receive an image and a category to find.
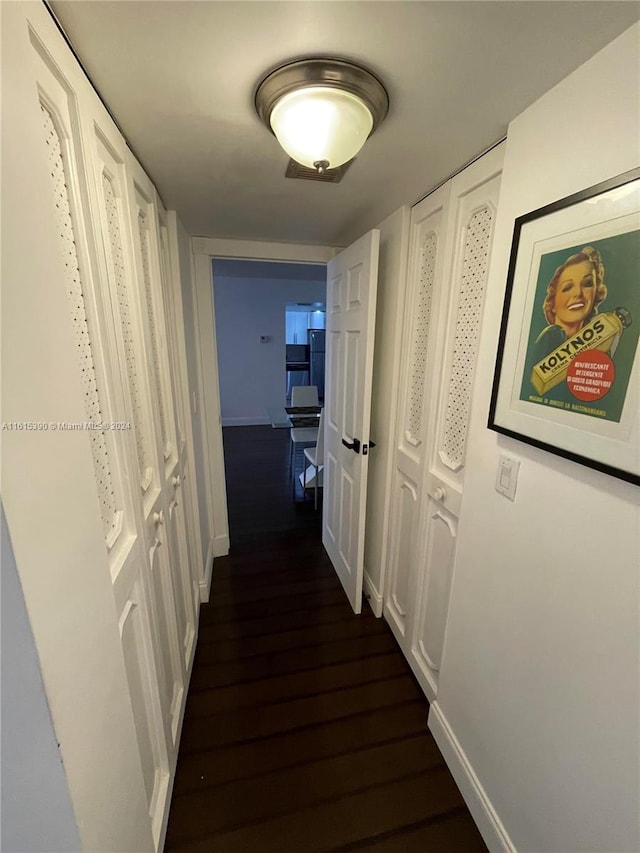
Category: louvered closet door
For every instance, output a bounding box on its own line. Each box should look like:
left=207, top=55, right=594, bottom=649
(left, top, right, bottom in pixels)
left=384, top=183, right=451, bottom=661
left=156, top=203, right=199, bottom=662
left=125, top=156, right=196, bottom=737
left=161, top=211, right=204, bottom=621
left=385, top=144, right=504, bottom=702
left=29, top=26, right=171, bottom=849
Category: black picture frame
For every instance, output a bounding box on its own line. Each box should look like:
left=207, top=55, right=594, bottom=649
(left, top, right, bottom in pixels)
left=488, top=167, right=640, bottom=486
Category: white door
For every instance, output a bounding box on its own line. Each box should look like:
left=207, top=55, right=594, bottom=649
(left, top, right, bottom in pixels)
left=24, top=14, right=174, bottom=847
left=385, top=144, right=504, bottom=701
left=155, top=201, right=199, bottom=668
left=126, top=156, right=195, bottom=746
left=322, top=230, right=380, bottom=614
left=384, top=182, right=451, bottom=655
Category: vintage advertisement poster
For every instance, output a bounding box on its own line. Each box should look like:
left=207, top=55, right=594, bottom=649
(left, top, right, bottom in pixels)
left=518, top=229, right=640, bottom=423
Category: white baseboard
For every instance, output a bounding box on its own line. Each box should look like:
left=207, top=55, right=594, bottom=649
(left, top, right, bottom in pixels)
left=200, top=535, right=229, bottom=602
left=363, top=570, right=383, bottom=617
left=213, top=533, right=230, bottom=557
left=199, top=539, right=215, bottom=603
left=158, top=597, right=200, bottom=853
left=428, top=702, right=515, bottom=853
left=221, top=416, right=270, bottom=426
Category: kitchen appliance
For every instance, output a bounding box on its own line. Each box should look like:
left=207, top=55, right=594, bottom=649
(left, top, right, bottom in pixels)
left=308, top=329, right=326, bottom=402
left=285, top=343, right=310, bottom=398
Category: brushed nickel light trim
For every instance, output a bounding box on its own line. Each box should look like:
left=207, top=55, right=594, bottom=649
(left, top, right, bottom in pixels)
left=255, top=58, right=389, bottom=173
left=255, top=58, right=389, bottom=133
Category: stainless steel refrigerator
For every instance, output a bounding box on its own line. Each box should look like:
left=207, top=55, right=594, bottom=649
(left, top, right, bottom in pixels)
left=308, top=329, right=326, bottom=402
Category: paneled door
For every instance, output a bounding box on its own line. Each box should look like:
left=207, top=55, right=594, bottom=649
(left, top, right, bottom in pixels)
left=126, top=154, right=193, bottom=747
left=384, top=183, right=451, bottom=655
left=323, top=230, right=380, bottom=614
left=89, top=110, right=174, bottom=845
left=10, top=5, right=201, bottom=848
left=26, top=16, right=173, bottom=848
left=156, top=203, right=199, bottom=668
left=385, top=144, right=504, bottom=701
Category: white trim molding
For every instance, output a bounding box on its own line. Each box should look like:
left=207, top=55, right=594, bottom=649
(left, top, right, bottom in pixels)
left=190, top=234, right=337, bottom=584
left=363, top=569, right=383, bottom=617
left=428, top=702, right=516, bottom=853
left=192, top=249, right=229, bottom=563
left=199, top=534, right=230, bottom=602
left=213, top=533, right=230, bottom=558
left=192, top=224, right=410, bottom=630
left=192, top=236, right=338, bottom=263
left=199, top=538, right=215, bottom=603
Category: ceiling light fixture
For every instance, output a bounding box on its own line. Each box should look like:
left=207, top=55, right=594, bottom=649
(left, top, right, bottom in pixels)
left=255, top=58, right=389, bottom=174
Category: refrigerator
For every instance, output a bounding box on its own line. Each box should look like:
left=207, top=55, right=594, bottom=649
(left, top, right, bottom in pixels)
left=308, top=329, right=326, bottom=402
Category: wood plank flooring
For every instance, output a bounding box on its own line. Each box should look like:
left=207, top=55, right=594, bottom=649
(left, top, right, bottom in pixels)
left=165, top=426, right=487, bottom=852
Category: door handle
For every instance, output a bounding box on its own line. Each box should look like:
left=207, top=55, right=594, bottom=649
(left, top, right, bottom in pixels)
left=433, top=486, right=447, bottom=502
left=341, top=437, right=361, bottom=454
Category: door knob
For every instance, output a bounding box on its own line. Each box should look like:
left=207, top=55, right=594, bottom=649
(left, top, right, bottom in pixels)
left=433, top=486, right=446, bottom=502
left=153, top=510, right=164, bottom=525
left=172, top=475, right=181, bottom=486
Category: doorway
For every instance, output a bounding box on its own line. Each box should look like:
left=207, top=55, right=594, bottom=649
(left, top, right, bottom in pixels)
left=209, top=257, right=328, bottom=536
left=212, top=259, right=327, bottom=426
left=285, top=303, right=326, bottom=403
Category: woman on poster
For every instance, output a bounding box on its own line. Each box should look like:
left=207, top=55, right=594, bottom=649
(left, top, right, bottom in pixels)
left=531, top=245, right=607, bottom=364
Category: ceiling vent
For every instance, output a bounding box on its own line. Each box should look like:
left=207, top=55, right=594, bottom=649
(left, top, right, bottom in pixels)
left=285, top=158, right=353, bottom=183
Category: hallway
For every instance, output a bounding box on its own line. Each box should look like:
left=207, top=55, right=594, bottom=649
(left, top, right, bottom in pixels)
left=164, top=427, right=487, bottom=851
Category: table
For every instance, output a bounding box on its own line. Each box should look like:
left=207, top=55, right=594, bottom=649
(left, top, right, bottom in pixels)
left=267, top=405, right=321, bottom=429
left=285, top=405, right=321, bottom=427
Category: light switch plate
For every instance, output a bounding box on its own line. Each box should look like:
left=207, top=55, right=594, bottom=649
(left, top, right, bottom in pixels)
left=495, top=455, right=520, bottom=501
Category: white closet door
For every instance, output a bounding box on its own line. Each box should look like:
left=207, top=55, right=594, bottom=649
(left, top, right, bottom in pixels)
left=156, top=202, right=199, bottom=666
left=385, top=144, right=504, bottom=702
left=164, top=211, right=205, bottom=618
left=124, top=156, right=191, bottom=748
left=384, top=183, right=451, bottom=653
left=7, top=5, right=203, bottom=849
left=26, top=20, right=171, bottom=849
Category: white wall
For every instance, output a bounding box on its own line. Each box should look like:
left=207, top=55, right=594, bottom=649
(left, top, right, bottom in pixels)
left=213, top=261, right=326, bottom=425
left=430, top=25, right=640, bottom=853
left=363, top=206, right=410, bottom=612
left=1, top=505, right=81, bottom=853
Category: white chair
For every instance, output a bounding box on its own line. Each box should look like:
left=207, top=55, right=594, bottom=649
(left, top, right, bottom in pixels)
left=303, top=408, right=325, bottom=509
left=290, top=385, right=320, bottom=495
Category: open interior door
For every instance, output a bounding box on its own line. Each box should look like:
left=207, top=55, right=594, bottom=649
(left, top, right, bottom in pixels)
left=322, top=230, right=380, bottom=614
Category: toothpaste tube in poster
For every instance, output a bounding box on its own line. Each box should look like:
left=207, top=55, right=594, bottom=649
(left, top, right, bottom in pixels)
left=530, top=307, right=632, bottom=396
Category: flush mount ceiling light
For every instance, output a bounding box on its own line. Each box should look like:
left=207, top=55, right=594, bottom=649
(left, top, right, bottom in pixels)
left=255, top=58, right=389, bottom=174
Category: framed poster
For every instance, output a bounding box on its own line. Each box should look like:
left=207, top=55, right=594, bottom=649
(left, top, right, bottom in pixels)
left=488, top=167, right=640, bottom=485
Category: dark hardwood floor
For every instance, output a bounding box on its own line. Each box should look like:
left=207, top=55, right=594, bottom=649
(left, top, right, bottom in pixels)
left=222, top=425, right=323, bottom=546
left=165, top=425, right=487, bottom=852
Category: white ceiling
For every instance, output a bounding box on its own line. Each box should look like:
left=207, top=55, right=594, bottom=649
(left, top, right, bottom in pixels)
left=50, top=1, right=639, bottom=247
